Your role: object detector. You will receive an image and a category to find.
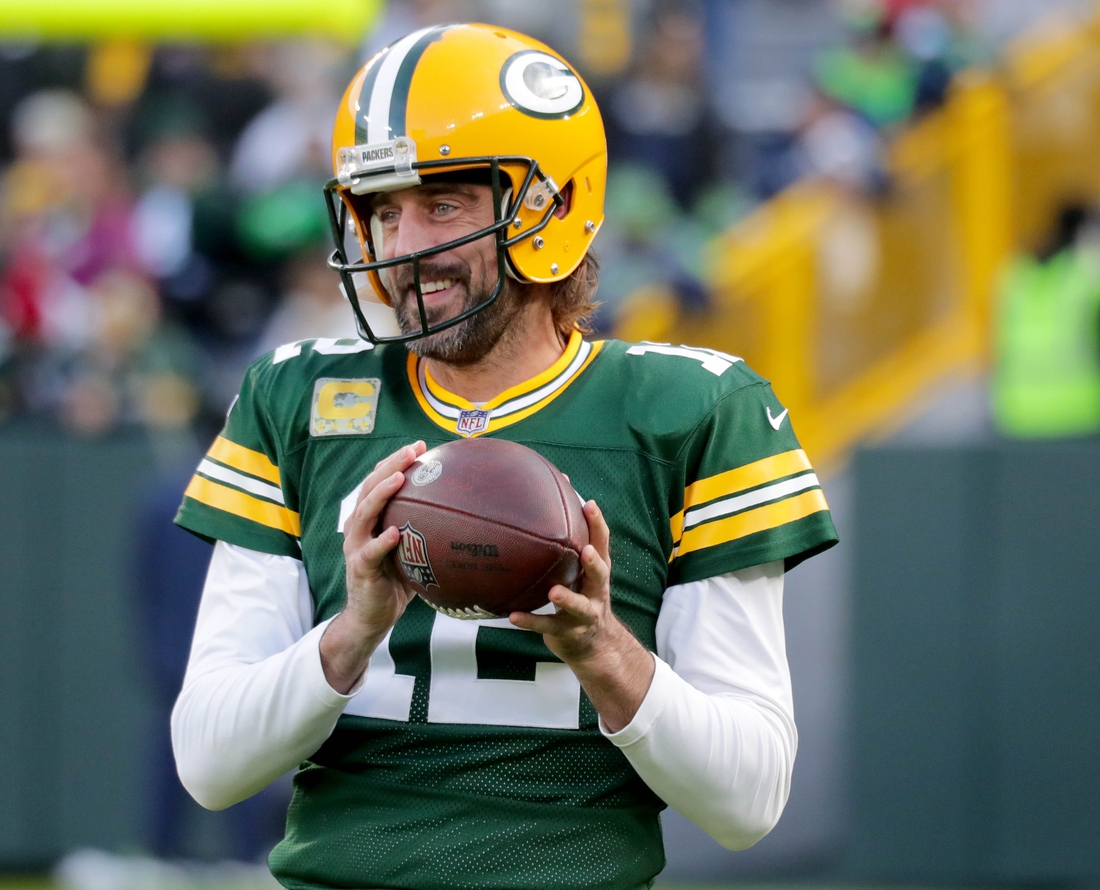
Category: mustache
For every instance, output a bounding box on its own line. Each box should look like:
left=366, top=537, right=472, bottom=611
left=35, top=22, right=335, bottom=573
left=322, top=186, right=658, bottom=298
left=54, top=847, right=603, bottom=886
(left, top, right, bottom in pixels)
left=388, top=259, right=470, bottom=296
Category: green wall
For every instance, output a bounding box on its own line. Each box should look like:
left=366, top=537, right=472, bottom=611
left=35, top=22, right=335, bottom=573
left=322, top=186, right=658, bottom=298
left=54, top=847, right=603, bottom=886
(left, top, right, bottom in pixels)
left=850, top=440, right=1100, bottom=883
left=0, top=429, right=154, bottom=867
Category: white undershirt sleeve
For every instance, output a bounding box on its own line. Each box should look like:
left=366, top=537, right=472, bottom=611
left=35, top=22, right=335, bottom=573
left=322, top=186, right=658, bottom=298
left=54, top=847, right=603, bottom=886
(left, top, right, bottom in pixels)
left=600, top=561, right=796, bottom=850
left=171, top=541, right=361, bottom=810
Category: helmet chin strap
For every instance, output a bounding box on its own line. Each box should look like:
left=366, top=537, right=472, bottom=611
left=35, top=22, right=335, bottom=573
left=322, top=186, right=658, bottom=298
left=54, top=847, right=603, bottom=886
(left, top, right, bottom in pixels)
left=367, top=187, right=523, bottom=301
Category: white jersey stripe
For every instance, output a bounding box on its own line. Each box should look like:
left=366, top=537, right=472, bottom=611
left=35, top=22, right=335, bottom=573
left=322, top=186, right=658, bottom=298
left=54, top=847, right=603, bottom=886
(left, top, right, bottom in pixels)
left=683, top=473, right=819, bottom=530
left=198, top=459, right=286, bottom=505
left=491, top=339, right=593, bottom=417
left=417, top=339, right=593, bottom=420
left=418, top=360, right=460, bottom=418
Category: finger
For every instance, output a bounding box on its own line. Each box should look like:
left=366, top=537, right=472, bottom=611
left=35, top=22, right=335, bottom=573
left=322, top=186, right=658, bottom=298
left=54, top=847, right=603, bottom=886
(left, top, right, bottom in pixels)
left=354, top=441, right=426, bottom=509
left=361, top=441, right=426, bottom=497
left=574, top=542, right=610, bottom=602
left=344, top=470, right=406, bottom=548
left=548, top=585, right=598, bottom=621
left=509, top=583, right=599, bottom=632
left=346, top=524, right=401, bottom=578
left=509, top=610, right=579, bottom=635
left=583, top=500, right=610, bottom=565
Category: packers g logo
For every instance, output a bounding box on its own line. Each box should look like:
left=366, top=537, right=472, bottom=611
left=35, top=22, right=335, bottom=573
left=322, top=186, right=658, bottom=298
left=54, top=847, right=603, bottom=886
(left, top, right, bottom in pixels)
left=500, top=51, right=584, bottom=120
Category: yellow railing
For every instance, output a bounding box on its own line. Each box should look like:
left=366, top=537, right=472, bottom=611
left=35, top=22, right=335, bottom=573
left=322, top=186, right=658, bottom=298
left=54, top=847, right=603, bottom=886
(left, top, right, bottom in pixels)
left=614, top=11, right=1100, bottom=473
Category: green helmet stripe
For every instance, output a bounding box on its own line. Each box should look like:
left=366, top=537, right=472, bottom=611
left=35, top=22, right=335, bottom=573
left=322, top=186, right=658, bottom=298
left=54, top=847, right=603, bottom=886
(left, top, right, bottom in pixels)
left=387, top=25, right=450, bottom=139
left=354, top=49, right=388, bottom=145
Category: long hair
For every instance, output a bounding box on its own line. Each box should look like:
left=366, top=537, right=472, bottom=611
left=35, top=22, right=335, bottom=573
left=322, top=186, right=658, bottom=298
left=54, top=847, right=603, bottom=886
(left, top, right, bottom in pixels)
left=549, top=251, right=600, bottom=337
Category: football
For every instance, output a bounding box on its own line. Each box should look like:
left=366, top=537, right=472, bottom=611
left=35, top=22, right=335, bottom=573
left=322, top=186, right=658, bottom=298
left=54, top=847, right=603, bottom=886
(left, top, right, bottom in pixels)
left=378, top=438, right=589, bottom=619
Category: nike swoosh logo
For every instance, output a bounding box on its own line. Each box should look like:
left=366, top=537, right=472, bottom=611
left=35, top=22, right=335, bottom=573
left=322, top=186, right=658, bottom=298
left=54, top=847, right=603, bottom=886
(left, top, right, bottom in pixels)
left=766, top=407, right=789, bottom=430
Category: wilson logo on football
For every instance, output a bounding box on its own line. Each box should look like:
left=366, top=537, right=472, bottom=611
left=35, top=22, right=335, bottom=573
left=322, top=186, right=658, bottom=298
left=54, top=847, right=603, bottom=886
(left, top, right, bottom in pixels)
left=451, top=541, right=500, bottom=558
left=396, top=523, right=438, bottom=588
left=499, top=50, right=585, bottom=120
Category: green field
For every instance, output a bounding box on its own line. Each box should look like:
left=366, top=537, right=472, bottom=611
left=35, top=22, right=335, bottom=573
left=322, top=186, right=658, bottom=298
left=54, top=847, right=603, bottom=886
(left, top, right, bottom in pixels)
left=0, top=880, right=973, bottom=890
left=0, top=881, right=881, bottom=890
left=1, top=880, right=754, bottom=890
left=0, top=881, right=770, bottom=889
left=5, top=881, right=747, bottom=889
left=0, top=880, right=756, bottom=888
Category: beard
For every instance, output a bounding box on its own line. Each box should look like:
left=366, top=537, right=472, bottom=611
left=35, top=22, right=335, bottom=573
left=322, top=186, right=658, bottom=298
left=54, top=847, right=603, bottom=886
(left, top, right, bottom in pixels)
left=388, top=257, right=523, bottom=366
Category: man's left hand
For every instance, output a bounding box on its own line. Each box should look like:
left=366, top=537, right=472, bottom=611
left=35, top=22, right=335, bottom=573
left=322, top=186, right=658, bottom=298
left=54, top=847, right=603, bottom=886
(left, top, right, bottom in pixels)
left=509, top=500, right=655, bottom=732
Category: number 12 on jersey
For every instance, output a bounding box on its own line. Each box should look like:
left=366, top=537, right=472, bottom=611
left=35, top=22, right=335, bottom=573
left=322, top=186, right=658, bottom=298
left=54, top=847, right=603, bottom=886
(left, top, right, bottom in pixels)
left=343, top=612, right=581, bottom=729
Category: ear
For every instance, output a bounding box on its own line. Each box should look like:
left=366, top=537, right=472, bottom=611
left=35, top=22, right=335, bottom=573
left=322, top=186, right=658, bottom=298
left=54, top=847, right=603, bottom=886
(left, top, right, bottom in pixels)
left=553, top=180, right=575, bottom=220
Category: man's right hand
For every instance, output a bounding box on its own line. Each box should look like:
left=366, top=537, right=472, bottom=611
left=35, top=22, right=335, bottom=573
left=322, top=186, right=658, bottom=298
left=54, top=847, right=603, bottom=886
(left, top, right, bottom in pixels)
left=320, top=440, right=427, bottom=693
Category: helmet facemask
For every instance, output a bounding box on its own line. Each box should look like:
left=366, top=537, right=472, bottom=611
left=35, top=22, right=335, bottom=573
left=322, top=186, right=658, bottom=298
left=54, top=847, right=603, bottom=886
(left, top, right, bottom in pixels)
left=323, top=152, right=564, bottom=344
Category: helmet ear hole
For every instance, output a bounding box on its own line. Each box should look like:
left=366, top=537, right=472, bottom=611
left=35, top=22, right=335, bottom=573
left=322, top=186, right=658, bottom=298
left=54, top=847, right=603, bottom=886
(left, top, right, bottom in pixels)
left=553, top=180, right=574, bottom=220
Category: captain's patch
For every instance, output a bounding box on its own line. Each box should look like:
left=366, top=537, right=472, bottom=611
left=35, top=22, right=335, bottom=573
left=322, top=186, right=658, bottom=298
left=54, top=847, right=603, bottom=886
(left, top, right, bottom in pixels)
left=311, top=378, right=380, bottom=436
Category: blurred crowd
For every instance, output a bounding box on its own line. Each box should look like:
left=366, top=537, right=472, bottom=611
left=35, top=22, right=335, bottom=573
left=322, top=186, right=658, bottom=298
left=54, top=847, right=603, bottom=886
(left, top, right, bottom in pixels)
left=0, top=0, right=1085, bottom=446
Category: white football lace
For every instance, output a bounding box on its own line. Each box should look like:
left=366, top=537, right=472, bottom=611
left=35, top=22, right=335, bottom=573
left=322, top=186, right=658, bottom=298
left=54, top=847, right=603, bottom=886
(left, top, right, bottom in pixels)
left=423, top=599, right=499, bottom=620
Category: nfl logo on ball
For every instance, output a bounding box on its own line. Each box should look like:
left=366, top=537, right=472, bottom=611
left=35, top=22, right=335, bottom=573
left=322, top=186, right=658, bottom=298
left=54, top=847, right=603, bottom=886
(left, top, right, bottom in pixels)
left=396, top=523, right=438, bottom=588
left=456, top=409, right=490, bottom=436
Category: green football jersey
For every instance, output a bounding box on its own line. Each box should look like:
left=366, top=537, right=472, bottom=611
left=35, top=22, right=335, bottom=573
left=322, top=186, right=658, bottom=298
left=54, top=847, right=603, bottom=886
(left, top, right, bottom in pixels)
left=175, top=331, right=837, bottom=890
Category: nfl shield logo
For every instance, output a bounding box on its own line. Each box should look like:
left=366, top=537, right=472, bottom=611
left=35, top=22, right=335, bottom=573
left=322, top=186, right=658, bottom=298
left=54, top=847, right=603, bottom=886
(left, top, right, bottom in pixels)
left=456, top=409, right=490, bottom=437
left=396, top=523, right=438, bottom=588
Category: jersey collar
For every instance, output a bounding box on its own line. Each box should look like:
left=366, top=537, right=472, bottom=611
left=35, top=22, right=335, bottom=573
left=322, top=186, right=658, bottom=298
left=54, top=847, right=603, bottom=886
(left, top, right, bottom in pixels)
left=406, top=330, right=603, bottom=437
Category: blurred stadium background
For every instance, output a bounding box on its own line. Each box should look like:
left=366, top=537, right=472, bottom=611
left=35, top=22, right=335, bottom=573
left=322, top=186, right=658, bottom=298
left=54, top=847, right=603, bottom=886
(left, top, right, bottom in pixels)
left=2, top=0, right=1099, bottom=887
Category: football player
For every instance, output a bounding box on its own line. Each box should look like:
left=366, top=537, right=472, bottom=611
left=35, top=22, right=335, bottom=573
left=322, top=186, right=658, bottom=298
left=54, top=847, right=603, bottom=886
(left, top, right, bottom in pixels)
left=172, top=24, right=838, bottom=890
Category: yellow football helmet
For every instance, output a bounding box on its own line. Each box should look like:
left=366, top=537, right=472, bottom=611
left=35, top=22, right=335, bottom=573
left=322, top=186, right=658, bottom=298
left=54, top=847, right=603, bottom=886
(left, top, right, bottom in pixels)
left=324, top=23, right=607, bottom=342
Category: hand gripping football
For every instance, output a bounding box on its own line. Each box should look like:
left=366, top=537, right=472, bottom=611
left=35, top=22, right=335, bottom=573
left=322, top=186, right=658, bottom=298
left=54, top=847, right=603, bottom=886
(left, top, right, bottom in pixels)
left=378, top=438, right=589, bottom=619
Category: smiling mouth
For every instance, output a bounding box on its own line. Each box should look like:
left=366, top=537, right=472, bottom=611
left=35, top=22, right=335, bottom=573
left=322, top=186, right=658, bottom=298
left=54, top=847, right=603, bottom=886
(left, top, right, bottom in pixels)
left=420, top=278, right=455, bottom=294
left=407, top=278, right=461, bottom=306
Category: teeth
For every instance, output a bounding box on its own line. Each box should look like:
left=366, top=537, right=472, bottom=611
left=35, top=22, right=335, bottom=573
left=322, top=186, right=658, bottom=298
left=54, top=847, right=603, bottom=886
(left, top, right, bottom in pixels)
left=420, top=279, right=454, bottom=294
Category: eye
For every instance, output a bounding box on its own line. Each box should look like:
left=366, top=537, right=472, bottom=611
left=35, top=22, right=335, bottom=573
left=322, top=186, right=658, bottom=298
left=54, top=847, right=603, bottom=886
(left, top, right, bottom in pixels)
left=433, top=201, right=456, bottom=215
left=377, top=208, right=399, bottom=223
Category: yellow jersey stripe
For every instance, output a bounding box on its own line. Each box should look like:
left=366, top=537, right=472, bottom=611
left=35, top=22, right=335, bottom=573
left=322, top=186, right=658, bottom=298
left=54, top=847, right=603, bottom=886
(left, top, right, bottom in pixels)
left=670, top=510, right=684, bottom=545
left=422, top=329, right=586, bottom=411
left=480, top=329, right=586, bottom=410
left=207, top=436, right=281, bottom=486
left=477, top=341, right=602, bottom=434
left=408, top=362, right=458, bottom=431
left=685, top=449, right=811, bottom=510
left=185, top=475, right=301, bottom=537
left=670, top=450, right=813, bottom=543
left=675, top=488, right=829, bottom=558
left=407, top=337, right=603, bottom=437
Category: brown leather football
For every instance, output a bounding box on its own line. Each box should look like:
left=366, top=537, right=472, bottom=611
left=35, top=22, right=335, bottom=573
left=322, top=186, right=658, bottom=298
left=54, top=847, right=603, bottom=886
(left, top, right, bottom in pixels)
left=378, top=438, right=588, bottom=619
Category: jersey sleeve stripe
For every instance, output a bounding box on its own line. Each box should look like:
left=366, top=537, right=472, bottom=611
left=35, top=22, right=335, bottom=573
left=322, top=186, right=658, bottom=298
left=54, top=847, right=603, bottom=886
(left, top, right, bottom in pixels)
left=683, top=472, right=820, bottom=530
left=675, top=488, right=829, bottom=558
left=207, top=436, right=281, bottom=485
left=197, top=459, right=285, bottom=505
left=684, top=449, right=812, bottom=510
left=669, top=449, right=813, bottom=542
left=184, top=475, right=301, bottom=537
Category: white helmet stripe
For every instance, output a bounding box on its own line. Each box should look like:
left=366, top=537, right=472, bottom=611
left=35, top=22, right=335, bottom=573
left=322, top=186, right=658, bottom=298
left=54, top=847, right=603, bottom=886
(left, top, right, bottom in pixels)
left=367, top=25, right=449, bottom=144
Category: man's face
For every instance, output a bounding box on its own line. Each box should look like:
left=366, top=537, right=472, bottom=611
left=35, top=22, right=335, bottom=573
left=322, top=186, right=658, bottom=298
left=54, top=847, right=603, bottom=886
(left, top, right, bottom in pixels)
left=370, top=181, right=522, bottom=364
